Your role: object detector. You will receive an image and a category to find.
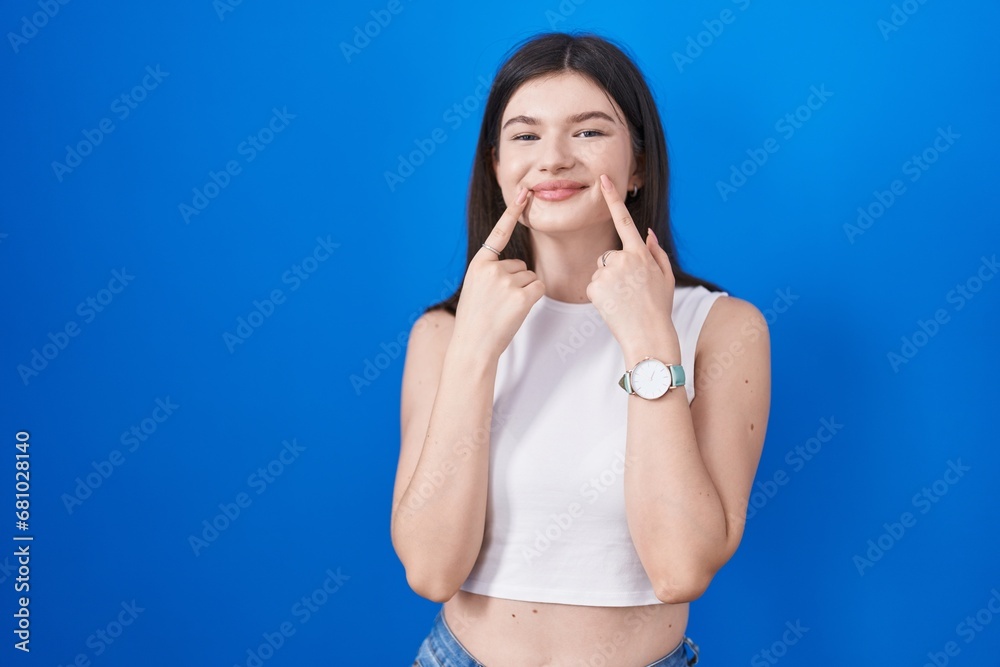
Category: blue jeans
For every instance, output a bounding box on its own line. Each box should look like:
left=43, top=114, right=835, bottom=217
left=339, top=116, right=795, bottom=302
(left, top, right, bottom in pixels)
left=412, top=608, right=700, bottom=666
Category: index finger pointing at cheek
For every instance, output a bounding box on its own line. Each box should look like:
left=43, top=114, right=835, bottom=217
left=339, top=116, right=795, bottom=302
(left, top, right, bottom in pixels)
left=599, top=174, right=645, bottom=253
left=477, top=186, right=532, bottom=260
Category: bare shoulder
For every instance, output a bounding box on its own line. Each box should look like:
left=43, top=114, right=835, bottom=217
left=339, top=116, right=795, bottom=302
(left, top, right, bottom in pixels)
left=401, top=307, right=456, bottom=408
left=406, top=308, right=455, bottom=370
left=408, top=307, right=456, bottom=348
left=695, top=295, right=770, bottom=365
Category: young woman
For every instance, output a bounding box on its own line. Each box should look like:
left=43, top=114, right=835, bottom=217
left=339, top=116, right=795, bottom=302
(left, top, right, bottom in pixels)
left=392, top=31, right=771, bottom=667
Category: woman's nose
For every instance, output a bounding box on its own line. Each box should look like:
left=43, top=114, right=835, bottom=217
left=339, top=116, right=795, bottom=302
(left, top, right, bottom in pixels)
left=536, top=135, right=575, bottom=172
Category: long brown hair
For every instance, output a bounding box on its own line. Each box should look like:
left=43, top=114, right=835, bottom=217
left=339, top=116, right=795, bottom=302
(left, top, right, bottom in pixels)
left=425, top=31, right=727, bottom=316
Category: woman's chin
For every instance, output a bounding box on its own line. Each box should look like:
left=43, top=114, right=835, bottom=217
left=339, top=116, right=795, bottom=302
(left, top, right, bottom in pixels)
left=522, top=209, right=600, bottom=233
left=524, top=223, right=592, bottom=237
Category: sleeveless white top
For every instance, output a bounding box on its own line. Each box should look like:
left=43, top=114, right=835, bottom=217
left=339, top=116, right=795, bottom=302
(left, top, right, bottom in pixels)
left=459, top=285, right=729, bottom=606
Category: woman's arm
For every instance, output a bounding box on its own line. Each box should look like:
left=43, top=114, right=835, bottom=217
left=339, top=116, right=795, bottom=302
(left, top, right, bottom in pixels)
left=390, top=309, right=499, bottom=602
left=392, top=189, right=540, bottom=603
left=621, top=296, right=771, bottom=603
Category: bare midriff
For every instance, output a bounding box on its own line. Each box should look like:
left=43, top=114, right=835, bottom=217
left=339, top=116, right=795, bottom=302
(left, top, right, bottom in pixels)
left=442, top=589, right=688, bottom=667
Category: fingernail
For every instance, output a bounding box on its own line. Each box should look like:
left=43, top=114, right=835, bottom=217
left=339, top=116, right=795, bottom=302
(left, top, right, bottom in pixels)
left=600, top=174, right=611, bottom=191
left=516, top=187, right=528, bottom=204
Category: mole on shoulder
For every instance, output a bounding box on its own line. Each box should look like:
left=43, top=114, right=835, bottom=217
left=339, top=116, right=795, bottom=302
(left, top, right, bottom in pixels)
left=511, top=613, right=515, bottom=618
left=532, top=609, right=538, bottom=613
left=751, top=423, right=754, bottom=431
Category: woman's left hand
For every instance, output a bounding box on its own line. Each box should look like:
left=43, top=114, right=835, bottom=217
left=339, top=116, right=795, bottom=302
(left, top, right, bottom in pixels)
left=586, top=174, right=678, bottom=359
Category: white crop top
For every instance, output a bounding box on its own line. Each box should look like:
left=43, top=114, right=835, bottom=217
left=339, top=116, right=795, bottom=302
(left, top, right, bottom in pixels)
left=459, top=285, right=729, bottom=606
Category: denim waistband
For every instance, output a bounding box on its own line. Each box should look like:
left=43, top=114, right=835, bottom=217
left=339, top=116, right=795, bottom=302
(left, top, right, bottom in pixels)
left=418, top=608, right=699, bottom=667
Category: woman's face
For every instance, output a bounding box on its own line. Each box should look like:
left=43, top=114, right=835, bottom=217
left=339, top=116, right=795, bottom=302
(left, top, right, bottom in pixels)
left=493, top=71, right=641, bottom=234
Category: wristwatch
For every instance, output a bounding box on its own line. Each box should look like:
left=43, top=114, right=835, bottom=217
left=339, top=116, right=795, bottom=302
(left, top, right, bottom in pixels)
left=618, top=357, right=685, bottom=399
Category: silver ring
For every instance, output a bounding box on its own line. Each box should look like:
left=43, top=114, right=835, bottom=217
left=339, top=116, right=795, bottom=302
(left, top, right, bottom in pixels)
left=481, top=243, right=501, bottom=257
left=601, top=250, right=616, bottom=267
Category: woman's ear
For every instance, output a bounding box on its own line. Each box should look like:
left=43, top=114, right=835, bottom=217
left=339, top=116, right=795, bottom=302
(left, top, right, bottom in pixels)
left=631, top=153, right=645, bottom=190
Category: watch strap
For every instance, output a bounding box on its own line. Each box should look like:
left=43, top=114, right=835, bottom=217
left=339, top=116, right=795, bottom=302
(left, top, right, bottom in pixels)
left=668, top=363, right=686, bottom=388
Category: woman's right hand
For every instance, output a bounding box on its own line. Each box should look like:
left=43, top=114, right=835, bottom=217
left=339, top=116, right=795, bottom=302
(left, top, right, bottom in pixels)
left=453, top=186, right=545, bottom=360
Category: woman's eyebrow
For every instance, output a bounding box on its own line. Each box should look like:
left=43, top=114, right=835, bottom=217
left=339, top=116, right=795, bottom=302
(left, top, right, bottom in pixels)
left=501, top=110, right=617, bottom=131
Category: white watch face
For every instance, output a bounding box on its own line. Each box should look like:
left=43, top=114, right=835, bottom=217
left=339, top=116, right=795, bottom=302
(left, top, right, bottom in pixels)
left=631, top=358, right=671, bottom=399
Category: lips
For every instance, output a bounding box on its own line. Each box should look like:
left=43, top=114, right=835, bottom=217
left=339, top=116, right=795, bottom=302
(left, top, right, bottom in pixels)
left=530, top=180, right=588, bottom=202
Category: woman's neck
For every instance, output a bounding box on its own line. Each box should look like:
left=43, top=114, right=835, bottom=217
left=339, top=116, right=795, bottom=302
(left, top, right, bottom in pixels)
left=528, top=224, right=621, bottom=304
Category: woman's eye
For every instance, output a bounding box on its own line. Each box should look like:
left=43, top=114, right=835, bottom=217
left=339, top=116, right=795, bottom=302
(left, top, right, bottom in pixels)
left=511, top=130, right=604, bottom=141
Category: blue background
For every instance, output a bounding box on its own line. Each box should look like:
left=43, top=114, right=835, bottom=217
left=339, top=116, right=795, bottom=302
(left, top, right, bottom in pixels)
left=3, top=0, right=998, bottom=664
